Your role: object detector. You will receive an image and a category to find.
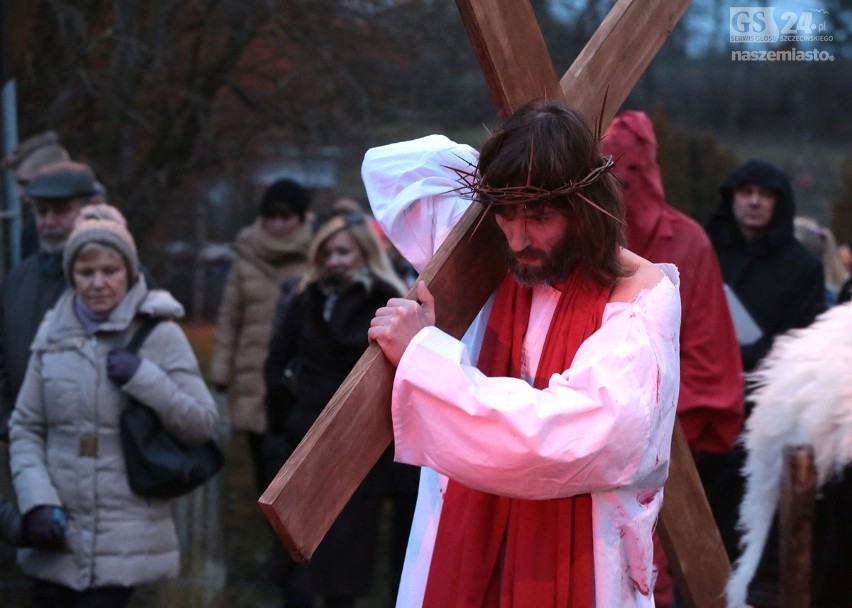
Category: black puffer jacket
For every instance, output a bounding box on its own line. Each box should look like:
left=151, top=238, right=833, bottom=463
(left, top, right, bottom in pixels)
left=705, top=159, right=824, bottom=372
left=264, top=273, right=400, bottom=441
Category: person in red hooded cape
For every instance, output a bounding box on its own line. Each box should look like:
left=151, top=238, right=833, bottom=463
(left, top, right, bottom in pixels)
left=602, top=111, right=745, bottom=607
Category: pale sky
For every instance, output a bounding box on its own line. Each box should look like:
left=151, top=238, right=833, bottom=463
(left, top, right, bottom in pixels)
left=550, top=0, right=849, bottom=57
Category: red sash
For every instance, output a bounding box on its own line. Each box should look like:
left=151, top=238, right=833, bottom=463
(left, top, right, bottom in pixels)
left=421, top=269, right=610, bottom=608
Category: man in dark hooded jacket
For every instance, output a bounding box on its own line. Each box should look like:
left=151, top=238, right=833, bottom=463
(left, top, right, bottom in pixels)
left=706, top=159, right=824, bottom=373
left=701, top=158, right=824, bottom=561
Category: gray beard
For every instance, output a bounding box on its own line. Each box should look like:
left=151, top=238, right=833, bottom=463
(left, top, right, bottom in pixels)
left=38, top=238, right=66, bottom=255
left=38, top=227, right=69, bottom=255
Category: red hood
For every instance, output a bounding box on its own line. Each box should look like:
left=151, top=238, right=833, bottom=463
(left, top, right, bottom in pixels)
left=601, top=111, right=667, bottom=255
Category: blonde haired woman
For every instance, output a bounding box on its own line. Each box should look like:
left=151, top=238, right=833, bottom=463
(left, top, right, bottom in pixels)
left=264, top=212, right=406, bottom=608
left=793, top=215, right=850, bottom=305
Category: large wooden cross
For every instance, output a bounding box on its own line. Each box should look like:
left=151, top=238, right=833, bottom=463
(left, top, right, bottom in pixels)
left=260, top=1, right=730, bottom=606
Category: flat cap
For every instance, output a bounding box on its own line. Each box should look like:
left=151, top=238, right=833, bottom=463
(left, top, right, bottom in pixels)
left=26, top=161, right=97, bottom=200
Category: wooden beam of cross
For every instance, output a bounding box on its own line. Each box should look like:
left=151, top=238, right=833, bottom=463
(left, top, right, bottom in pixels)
left=260, top=1, right=730, bottom=606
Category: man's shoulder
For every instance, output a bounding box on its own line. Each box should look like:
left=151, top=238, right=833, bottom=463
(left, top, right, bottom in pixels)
left=650, top=210, right=716, bottom=270
left=786, top=238, right=823, bottom=269
left=766, top=239, right=824, bottom=287
left=609, top=250, right=666, bottom=303
left=0, top=255, right=41, bottom=289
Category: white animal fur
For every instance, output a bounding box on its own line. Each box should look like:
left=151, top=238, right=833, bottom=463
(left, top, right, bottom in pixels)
left=727, top=301, right=852, bottom=607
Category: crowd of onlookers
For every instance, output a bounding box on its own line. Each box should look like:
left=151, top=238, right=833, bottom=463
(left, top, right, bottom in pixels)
left=0, top=115, right=850, bottom=608
left=0, top=131, right=420, bottom=608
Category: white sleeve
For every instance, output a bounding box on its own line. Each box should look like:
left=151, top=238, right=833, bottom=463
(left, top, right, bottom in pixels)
left=390, top=270, right=681, bottom=500
left=361, top=134, right=479, bottom=272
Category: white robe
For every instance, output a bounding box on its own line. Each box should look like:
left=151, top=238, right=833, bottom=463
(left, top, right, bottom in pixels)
left=362, top=135, right=682, bottom=608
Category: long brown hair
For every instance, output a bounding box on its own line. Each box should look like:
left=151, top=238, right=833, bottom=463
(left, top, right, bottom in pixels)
left=477, top=99, right=627, bottom=286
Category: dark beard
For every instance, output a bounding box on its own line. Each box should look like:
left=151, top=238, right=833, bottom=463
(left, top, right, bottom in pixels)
left=503, top=232, right=577, bottom=287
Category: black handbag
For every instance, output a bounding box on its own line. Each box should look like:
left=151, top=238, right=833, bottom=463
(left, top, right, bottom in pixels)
left=119, top=317, right=224, bottom=499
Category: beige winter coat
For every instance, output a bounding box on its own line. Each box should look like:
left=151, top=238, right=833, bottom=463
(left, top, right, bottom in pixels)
left=9, top=278, right=218, bottom=590
left=208, top=219, right=310, bottom=433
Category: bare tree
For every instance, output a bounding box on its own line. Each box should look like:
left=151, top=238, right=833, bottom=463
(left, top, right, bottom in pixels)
left=7, top=0, right=420, bottom=241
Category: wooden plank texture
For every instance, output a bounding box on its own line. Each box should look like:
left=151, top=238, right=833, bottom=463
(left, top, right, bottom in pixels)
left=657, top=422, right=731, bottom=608
left=779, top=445, right=815, bottom=608
left=259, top=205, right=506, bottom=559
left=561, top=0, right=690, bottom=128
left=455, top=0, right=562, bottom=116
left=260, top=0, right=704, bottom=577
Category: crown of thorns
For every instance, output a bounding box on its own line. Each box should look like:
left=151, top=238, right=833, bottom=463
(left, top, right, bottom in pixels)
left=448, top=153, right=617, bottom=221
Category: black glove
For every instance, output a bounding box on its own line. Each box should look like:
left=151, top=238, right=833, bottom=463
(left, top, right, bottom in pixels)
left=22, top=505, right=67, bottom=549
left=106, top=348, right=142, bottom=384
left=0, top=498, right=22, bottom=546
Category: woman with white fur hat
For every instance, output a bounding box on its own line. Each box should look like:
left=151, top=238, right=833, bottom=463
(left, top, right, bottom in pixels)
left=8, top=204, right=219, bottom=607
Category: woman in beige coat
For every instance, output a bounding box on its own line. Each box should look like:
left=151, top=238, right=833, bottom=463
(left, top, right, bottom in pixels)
left=9, top=205, right=219, bottom=608
left=208, top=178, right=312, bottom=493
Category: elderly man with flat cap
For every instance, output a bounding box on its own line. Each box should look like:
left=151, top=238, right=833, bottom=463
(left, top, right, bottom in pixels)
left=0, top=161, right=102, bottom=437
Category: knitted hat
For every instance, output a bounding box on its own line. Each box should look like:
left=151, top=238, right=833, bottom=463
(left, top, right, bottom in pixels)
left=26, top=161, right=98, bottom=200
left=260, top=178, right=311, bottom=219
left=63, top=204, right=139, bottom=283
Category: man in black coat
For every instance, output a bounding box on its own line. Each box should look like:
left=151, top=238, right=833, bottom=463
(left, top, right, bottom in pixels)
left=706, top=159, right=825, bottom=373
left=700, top=158, right=825, bottom=562
left=0, top=161, right=101, bottom=437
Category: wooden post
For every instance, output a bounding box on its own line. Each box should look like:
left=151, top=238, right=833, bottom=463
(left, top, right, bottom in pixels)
left=778, top=445, right=816, bottom=608
left=260, top=0, right=687, bottom=556
left=261, top=2, right=730, bottom=606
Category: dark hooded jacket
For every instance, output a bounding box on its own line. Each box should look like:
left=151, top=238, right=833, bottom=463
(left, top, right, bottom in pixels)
left=701, top=160, right=825, bottom=563
left=705, top=159, right=824, bottom=373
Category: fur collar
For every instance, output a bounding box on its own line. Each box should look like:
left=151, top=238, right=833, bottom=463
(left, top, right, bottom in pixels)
left=727, top=302, right=852, bottom=607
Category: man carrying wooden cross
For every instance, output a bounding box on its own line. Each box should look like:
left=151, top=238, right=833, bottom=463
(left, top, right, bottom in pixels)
left=364, top=98, right=681, bottom=607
